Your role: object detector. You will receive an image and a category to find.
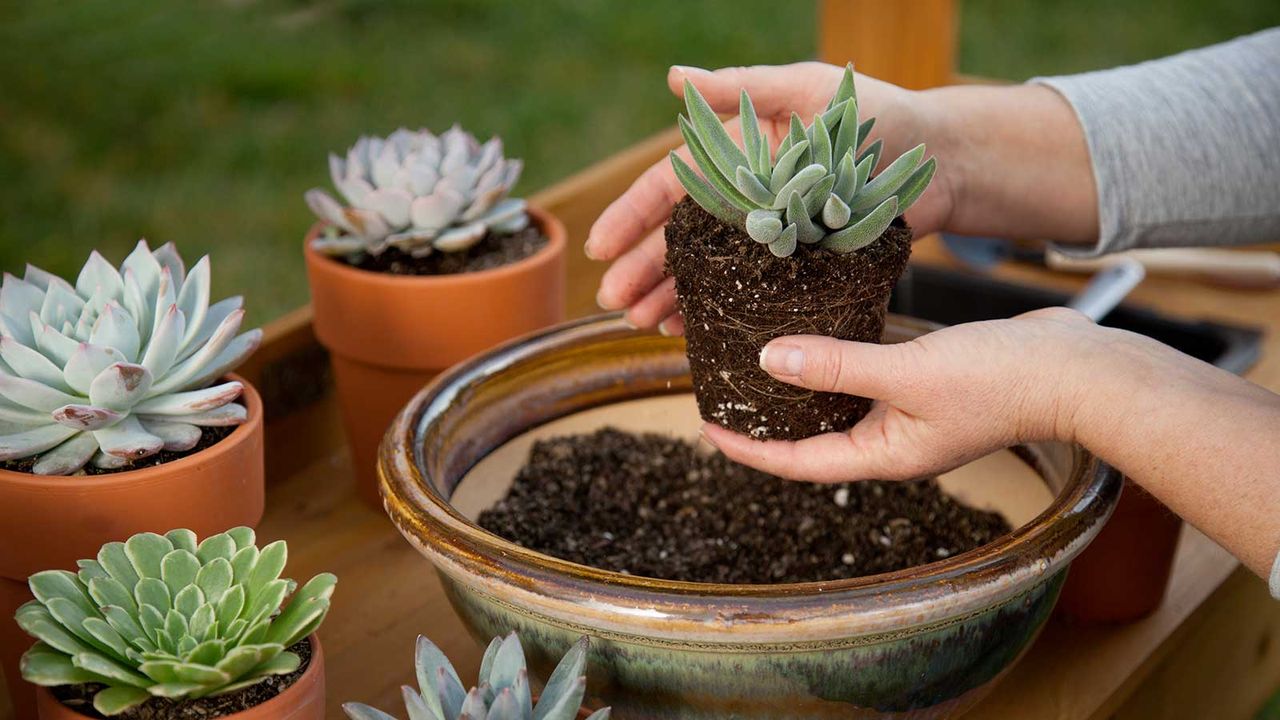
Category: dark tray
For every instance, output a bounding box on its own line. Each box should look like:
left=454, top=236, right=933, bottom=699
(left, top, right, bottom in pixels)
left=890, top=264, right=1264, bottom=373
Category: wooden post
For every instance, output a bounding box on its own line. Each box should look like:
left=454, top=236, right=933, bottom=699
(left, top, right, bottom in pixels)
left=819, top=0, right=957, bottom=89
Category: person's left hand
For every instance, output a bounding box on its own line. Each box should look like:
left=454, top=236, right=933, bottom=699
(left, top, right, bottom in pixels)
left=701, top=307, right=1117, bottom=483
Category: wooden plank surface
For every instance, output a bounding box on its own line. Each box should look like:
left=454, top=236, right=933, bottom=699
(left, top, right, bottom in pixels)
left=820, top=0, right=957, bottom=89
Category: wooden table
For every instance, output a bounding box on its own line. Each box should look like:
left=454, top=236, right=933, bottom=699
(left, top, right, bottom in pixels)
left=4, top=128, right=1279, bottom=719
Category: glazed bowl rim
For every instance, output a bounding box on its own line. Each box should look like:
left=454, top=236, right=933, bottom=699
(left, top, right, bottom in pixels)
left=380, top=313, right=1121, bottom=623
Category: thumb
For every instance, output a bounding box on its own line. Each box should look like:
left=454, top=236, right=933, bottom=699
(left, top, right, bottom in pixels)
left=667, top=63, right=838, bottom=118
left=758, top=335, right=912, bottom=399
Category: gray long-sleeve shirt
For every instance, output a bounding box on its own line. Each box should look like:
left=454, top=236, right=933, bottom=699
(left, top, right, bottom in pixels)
left=1039, top=29, right=1280, bottom=596
left=1034, top=28, right=1280, bottom=257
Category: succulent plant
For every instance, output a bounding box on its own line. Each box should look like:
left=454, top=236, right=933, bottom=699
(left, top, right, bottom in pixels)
left=0, top=241, right=261, bottom=475
left=343, top=633, right=610, bottom=720
left=670, top=64, right=937, bottom=258
left=306, top=126, right=530, bottom=260
left=16, top=527, right=337, bottom=716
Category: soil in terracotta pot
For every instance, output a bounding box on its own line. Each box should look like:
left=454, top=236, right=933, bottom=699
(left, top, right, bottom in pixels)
left=665, top=197, right=913, bottom=441
left=477, top=429, right=1011, bottom=584
left=0, top=425, right=234, bottom=476
left=49, top=637, right=312, bottom=719
left=343, top=226, right=547, bottom=276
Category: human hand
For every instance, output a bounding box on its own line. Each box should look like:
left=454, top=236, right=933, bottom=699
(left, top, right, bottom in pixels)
left=586, top=63, right=953, bottom=335
left=701, top=308, right=1114, bottom=483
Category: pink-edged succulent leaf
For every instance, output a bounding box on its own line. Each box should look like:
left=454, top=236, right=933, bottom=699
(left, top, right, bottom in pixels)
left=0, top=336, right=72, bottom=391
left=64, top=343, right=128, bottom=395
left=75, top=251, right=124, bottom=300
left=138, top=419, right=201, bottom=451
left=363, top=188, right=414, bottom=228
left=176, top=257, right=210, bottom=349
left=409, top=188, right=466, bottom=231
left=152, top=243, right=187, bottom=288
left=0, top=395, right=49, bottom=425
left=305, top=189, right=355, bottom=234
left=1, top=273, right=45, bottom=321
left=88, top=363, right=154, bottom=412
left=142, top=306, right=186, bottom=380
left=32, top=319, right=77, bottom=368
left=433, top=224, right=486, bottom=253
left=32, top=432, right=100, bottom=475
left=120, top=240, right=163, bottom=302
left=52, top=404, right=124, bottom=431
left=39, top=281, right=86, bottom=331
left=178, top=297, right=242, bottom=363
left=132, top=382, right=242, bottom=415
left=160, top=403, right=247, bottom=427
left=150, top=310, right=245, bottom=394
left=0, top=373, right=80, bottom=413
left=0, top=424, right=79, bottom=461
left=93, top=415, right=163, bottom=460
left=89, top=303, right=141, bottom=363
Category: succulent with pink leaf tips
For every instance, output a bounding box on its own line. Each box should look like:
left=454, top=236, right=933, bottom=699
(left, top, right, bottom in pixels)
left=0, top=241, right=261, bottom=475
left=305, top=126, right=529, bottom=260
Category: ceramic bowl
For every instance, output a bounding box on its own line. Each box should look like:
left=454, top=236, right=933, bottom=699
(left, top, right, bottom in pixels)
left=380, top=314, right=1121, bottom=719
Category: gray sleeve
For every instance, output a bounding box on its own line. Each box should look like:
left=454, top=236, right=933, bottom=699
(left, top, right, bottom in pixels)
left=1033, top=28, right=1280, bottom=257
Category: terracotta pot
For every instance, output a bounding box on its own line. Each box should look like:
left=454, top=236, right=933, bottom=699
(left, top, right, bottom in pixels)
left=305, top=206, right=566, bottom=507
left=33, top=634, right=326, bottom=719
left=0, top=376, right=265, bottom=719
left=1056, top=478, right=1183, bottom=623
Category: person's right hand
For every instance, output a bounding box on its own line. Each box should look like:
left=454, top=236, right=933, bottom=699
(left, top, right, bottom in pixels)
left=584, top=63, right=955, bottom=335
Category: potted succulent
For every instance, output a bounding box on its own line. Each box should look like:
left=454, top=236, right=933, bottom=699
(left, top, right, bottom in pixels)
left=666, top=65, right=936, bottom=439
left=343, top=632, right=609, bottom=720
left=15, top=527, right=336, bottom=719
left=0, top=241, right=265, bottom=717
left=303, top=126, right=566, bottom=506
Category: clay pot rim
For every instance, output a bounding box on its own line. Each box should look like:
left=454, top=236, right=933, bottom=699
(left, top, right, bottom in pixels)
left=380, top=313, right=1124, bottom=638
left=0, top=373, right=262, bottom=489
left=34, top=633, right=323, bottom=719
left=303, top=205, right=566, bottom=288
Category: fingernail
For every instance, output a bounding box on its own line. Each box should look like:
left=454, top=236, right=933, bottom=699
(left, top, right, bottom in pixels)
left=596, top=289, right=613, bottom=311
left=672, top=65, right=710, bottom=77
left=583, top=238, right=598, bottom=260
left=759, top=343, right=803, bottom=376
left=658, top=320, right=673, bottom=336
left=621, top=313, right=639, bottom=330
left=698, top=427, right=720, bottom=450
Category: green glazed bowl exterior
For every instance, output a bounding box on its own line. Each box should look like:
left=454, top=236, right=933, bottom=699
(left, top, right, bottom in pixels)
left=380, top=314, right=1122, bottom=719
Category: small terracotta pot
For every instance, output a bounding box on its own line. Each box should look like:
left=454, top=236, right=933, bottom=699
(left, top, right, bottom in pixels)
left=305, top=207, right=566, bottom=506
left=1056, top=478, right=1183, bottom=623
left=34, top=634, right=326, bottom=720
left=0, top=376, right=265, bottom=718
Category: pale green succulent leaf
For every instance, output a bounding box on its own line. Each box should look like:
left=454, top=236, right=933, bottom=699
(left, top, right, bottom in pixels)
left=828, top=63, right=857, bottom=110
left=459, top=687, right=488, bottom=720
left=415, top=635, right=462, bottom=720
left=173, top=585, right=204, bottom=619
left=21, top=644, right=110, bottom=686
left=134, top=577, right=171, bottom=615
left=215, top=584, right=246, bottom=631
left=809, top=114, right=833, bottom=171
left=188, top=604, right=218, bottom=642
left=746, top=209, right=784, bottom=244
left=802, top=174, right=837, bottom=219
left=850, top=154, right=874, bottom=203
left=739, top=90, right=766, bottom=176
left=73, top=651, right=151, bottom=688
left=149, top=682, right=206, bottom=698
left=833, top=95, right=862, bottom=167
left=229, top=545, right=258, bottom=586
left=823, top=195, right=853, bottom=229
left=196, top=534, right=237, bottom=565
left=194, top=557, right=233, bottom=604
left=851, top=144, right=925, bottom=213
left=125, top=533, right=173, bottom=580
left=162, top=551, right=201, bottom=599
left=263, top=573, right=336, bottom=647
left=669, top=153, right=746, bottom=227
left=787, top=113, right=807, bottom=158
left=489, top=688, right=520, bottom=719
left=478, top=637, right=502, bottom=695
left=819, top=99, right=848, bottom=135
left=770, top=224, right=799, bottom=258
left=534, top=637, right=590, bottom=720
left=676, top=117, right=756, bottom=212
left=769, top=140, right=810, bottom=194
left=733, top=166, right=775, bottom=207
left=895, top=156, right=938, bottom=213
left=98, top=543, right=141, bottom=591
left=93, top=685, right=152, bottom=716
left=88, top=577, right=138, bottom=616
left=344, top=703, right=402, bottom=720
left=822, top=197, right=899, bottom=254
left=247, top=541, right=288, bottom=596
left=29, top=570, right=94, bottom=616
left=401, top=685, right=438, bottom=720
left=77, top=560, right=111, bottom=585
left=770, top=164, right=826, bottom=210
left=832, top=151, right=858, bottom=201
left=857, top=138, right=883, bottom=171
left=165, top=529, right=199, bottom=555
left=439, top=666, right=468, bottom=719
left=682, top=79, right=749, bottom=180
left=226, top=527, right=256, bottom=551
left=786, top=191, right=824, bottom=246
left=856, top=117, right=876, bottom=149
left=490, top=633, right=526, bottom=692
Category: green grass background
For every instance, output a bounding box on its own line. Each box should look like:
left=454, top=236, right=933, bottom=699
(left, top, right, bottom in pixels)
left=2, top=1, right=1277, bottom=325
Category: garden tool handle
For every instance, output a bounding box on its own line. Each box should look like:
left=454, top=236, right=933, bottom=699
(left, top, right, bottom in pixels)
left=1046, top=247, right=1280, bottom=289
left=1067, top=258, right=1147, bottom=322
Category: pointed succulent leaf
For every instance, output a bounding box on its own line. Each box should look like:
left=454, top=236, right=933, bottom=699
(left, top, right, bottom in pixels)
left=739, top=90, right=765, bottom=176
left=344, top=704, right=402, bottom=720
left=823, top=195, right=853, bottom=229
left=534, top=637, right=589, bottom=720
left=676, top=117, right=756, bottom=212
left=786, top=191, right=824, bottom=245
left=809, top=114, right=833, bottom=171
left=669, top=153, right=747, bottom=227
left=851, top=144, right=926, bottom=213
left=769, top=164, right=826, bottom=210
left=769, top=224, right=799, bottom=258
left=768, top=140, right=810, bottom=194
left=833, top=93, right=862, bottom=166
left=682, top=79, right=750, bottom=180
left=733, top=166, right=775, bottom=207
left=0, top=425, right=80, bottom=461
left=857, top=137, right=883, bottom=171
left=745, top=209, right=784, bottom=244
left=93, top=686, right=152, bottom=716
left=801, top=174, right=837, bottom=218
left=856, top=117, right=876, bottom=148
left=895, top=156, right=938, bottom=213
left=414, top=635, right=460, bottom=719
left=822, top=197, right=899, bottom=254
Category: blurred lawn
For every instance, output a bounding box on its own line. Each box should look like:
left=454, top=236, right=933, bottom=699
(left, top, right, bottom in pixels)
left=2, top=1, right=1277, bottom=325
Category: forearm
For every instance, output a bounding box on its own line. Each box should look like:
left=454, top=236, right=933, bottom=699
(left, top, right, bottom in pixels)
left=1070, top=329, right=1280, bottom=577
left=917, top=83, right=1099, bottom=245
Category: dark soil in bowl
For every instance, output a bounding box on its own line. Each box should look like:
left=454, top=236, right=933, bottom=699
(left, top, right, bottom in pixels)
left=0, top=425, right=234, bottom=476
left=477, top=429, right=1011, bottom=584
left=665, top=197, right=913, bottom=441
left=50, top=637, right=312, bottom=719
left=343, top=226, right=547, bottom=276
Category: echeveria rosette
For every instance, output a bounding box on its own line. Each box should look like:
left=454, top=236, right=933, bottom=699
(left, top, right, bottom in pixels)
left=306, top=126, right=530, bottom=261
left=16, top=527, right=337, bottom=716
left=670, top=63, right=937, bottom=258
left=343, top=633, right=610, bottom=720
left=0, top=240, right=261, bottom=474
